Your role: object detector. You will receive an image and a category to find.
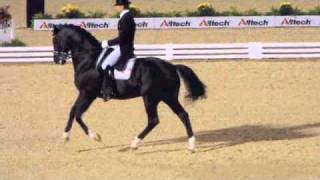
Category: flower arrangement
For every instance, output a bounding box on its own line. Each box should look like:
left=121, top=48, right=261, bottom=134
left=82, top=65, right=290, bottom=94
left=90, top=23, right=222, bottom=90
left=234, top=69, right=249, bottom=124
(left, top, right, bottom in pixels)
left=279, top=2, right=295, bottom=15
left=0, top=5, right=11, bottom=23
left=57, top=4, right=86, bottom=18
left=61, top=4, right=77, bottom=14
left=197, top=3, right=212, bottom=10
left=197, top=2, right=216, bottom=16
left=129, top=4, right=142, bottom=17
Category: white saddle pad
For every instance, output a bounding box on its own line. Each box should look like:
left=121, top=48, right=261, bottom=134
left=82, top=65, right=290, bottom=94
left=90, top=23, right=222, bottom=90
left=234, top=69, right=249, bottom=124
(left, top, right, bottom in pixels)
left=114, top=58, right=136, bottom=80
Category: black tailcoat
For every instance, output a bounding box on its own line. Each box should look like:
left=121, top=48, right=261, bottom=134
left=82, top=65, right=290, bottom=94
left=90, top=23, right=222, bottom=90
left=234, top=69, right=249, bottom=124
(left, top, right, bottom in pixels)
left=108, top=11, right=136, bottom=70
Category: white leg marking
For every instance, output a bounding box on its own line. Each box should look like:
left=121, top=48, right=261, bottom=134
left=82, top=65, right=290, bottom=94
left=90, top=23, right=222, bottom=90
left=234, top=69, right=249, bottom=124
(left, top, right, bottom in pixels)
left=188, top=136, right=196, bottom=152
left=88, top=129, right=96, bottom=139
left=88, top=129, right=102, bottom=142
left=130, top=137, right=142, bottom=149
left=63, top=131, right=70, bottom=142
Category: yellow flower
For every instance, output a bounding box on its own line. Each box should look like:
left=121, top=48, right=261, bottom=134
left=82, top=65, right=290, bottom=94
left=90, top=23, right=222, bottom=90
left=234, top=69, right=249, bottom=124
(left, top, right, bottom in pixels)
left=61, top=4, right=78, bottom=13
left=280, top=2, right=291, bottom=7
left=130, top=4, right=138, bottom=9
left=198, top=2, right=212, bottom=9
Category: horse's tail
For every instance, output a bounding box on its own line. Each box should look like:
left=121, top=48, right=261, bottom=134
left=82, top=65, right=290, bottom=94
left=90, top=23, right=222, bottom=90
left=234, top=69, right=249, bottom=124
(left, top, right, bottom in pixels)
left=176, top=64, right=207, bottom=101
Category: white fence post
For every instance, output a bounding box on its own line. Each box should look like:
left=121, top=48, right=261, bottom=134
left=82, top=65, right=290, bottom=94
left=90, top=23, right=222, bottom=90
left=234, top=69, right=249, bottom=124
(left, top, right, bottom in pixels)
left=248, top=42, right=263, bottom=60
left=165, top=44, right=174, bottom=61
left=10, top=20, right=15, bottom=40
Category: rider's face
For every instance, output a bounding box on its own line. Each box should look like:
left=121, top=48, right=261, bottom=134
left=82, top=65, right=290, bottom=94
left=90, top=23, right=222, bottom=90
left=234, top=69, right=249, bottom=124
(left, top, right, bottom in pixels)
left=115, top=5, right=124, bottom=13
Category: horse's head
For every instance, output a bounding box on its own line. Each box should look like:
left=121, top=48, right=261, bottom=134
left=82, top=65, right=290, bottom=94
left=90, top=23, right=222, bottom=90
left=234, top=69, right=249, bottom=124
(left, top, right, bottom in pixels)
left=52, top=25, right=100, bottom=66
left=52, top=25, right=73, bottom=65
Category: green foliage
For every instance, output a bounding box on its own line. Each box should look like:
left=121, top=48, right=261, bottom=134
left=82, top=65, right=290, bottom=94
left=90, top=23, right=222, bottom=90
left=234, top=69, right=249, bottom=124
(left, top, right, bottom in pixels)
left=308, top=6, right=320, bottom=15
left=185, top=10, right=200, bottom=17
left=32, top=13, right=53, bottom=19
left=129, top=5, right=142, bottom=17
left=168, top=11, right=183, bottom=17
left=265, top=2, right=304, bottom=16
left=56, top=11, right=86, bottom=19
left=265, top=7, right=280, bottom=16
left=140, top=11, right=162, bottom=17
left=0, top=39, right=27, bottom=47
left=111, top=13, right=120, bottom=18
left=245, top=9, right=262, bottom=16
left=31, top=13, right=53, bottom=28
left=87, top=10, right=105, bottom=18
left=226, top=7, right=243, bottom=16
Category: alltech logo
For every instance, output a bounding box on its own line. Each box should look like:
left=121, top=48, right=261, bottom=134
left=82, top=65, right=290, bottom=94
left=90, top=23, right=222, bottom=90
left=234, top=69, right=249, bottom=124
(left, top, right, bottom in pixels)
left=199, top=19, right=230, bottom=27
left=238, top=18, right=269, bottom=26
left=281, top=18, right=311, bottom=26
left=136, top=21, right=148, bottom=28
left=160, top=19, right=191, bottom=27
left=38, top=21, right=110, bottom=29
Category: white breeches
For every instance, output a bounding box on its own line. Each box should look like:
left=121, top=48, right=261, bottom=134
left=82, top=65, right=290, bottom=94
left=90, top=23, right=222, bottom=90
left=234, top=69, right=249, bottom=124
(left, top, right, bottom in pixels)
left=100, top=45, right=121, bottom=70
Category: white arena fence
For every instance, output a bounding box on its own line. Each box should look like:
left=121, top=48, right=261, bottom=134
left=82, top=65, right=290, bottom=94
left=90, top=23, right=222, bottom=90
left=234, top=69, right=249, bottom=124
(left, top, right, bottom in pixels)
left=1, top=42, right=320, bottom=63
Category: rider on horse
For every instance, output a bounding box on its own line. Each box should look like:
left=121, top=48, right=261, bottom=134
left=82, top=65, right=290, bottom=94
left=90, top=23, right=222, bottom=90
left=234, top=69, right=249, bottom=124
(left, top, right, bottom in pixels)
left=99, top=0, right=136, bottom=101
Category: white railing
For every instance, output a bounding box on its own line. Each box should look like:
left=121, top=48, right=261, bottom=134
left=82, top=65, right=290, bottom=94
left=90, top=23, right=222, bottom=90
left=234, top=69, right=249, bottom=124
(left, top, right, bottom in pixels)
left=1, top=42, right=320, bottom=63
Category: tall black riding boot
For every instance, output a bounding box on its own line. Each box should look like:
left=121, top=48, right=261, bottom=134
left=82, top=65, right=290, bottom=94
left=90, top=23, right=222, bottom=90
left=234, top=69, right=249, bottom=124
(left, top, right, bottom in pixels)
left=101, top=66, right=118, bottom=101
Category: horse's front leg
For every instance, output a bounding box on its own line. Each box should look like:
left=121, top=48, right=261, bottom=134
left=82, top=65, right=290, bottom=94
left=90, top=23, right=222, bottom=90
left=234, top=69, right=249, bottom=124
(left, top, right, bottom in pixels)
left=63, top=92, right=100, bottom=142
left=63, top=105, right=76, bottom=141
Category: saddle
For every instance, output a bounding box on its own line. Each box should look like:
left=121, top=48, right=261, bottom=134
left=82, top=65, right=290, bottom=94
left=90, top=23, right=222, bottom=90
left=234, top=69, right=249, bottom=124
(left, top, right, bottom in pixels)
left=97, top=48, right=136, bottom=80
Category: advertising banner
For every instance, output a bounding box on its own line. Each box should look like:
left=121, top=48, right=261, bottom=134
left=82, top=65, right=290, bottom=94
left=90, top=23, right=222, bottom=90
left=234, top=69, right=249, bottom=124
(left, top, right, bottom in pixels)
left=33, top=16, right=320, bottom=31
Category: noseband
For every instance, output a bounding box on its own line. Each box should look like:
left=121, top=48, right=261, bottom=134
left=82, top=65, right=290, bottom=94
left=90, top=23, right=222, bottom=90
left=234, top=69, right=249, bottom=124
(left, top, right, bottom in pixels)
left=54, top=51, right=72, bottom=61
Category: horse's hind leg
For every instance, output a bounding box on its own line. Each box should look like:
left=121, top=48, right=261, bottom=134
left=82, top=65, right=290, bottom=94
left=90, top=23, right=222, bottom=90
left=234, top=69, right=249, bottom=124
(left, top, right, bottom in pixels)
left=130, top=95, right=160, bottom=149
left=63, top=92, right=100, bottom=142
left=163, top=94, right=196, bottom=152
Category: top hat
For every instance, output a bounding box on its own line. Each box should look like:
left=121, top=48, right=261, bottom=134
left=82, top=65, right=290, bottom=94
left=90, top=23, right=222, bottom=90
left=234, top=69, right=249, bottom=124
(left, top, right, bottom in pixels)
left=114, top=0, right=131, bottom=6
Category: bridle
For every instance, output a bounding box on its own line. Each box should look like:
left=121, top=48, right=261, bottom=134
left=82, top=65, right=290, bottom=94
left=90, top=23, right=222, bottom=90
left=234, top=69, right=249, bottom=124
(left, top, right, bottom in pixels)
left=53, top=33, right=72, bottom=64
left=53, top=50, right=72, bottom=64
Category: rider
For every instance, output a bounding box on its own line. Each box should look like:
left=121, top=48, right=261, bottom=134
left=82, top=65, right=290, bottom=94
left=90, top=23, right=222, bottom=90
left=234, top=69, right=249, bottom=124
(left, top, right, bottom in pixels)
left=100, top=0, right=136, bottom=101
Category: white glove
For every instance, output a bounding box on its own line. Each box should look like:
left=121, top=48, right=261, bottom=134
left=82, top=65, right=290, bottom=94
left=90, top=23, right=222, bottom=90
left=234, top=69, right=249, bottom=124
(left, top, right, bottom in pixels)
left=101, top=40, right=109, bottom=48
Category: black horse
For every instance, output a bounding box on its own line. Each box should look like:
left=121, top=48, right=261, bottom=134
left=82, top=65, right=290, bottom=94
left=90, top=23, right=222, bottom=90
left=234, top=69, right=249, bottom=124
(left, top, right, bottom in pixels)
left=52, top=25, right=206, bottom=151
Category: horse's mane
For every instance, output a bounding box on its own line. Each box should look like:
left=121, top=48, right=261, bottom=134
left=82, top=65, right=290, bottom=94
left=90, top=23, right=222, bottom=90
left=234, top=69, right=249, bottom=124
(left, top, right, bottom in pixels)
left=61, top=24, right=102, bottom=72
left=62, top=24, right=100, bottom=48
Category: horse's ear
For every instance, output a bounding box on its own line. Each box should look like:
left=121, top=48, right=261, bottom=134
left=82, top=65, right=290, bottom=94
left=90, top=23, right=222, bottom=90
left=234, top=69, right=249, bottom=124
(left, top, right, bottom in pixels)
left=53, top=25, right=61, bottom=35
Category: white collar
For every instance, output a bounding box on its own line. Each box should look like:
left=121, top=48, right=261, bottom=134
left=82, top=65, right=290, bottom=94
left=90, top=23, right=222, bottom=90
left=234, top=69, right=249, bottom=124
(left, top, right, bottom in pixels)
left=120, top=10, right=130, bottom=18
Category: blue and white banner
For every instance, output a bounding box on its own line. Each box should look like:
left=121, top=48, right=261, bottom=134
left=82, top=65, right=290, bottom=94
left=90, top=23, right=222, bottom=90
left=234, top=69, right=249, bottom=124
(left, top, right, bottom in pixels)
left=33, top=16, right=320, bottom=31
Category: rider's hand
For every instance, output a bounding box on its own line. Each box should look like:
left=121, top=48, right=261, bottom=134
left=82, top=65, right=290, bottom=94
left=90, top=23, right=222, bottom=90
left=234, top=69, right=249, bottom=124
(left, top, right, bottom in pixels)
left=101, top=40, right=109, bottom=48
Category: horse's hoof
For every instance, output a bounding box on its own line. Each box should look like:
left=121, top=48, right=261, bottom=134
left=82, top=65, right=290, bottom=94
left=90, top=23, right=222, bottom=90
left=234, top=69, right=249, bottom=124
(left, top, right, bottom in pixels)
left=188, top=148, right=196, bottom=153
left=94, top=133, right=102, bottom=142
left=188, top=136, right=196, bottom=153
left=130, top=137, right=142, bottom=150
left=64, top=137, right=70, bottom=142
left=89, top=130, right=102, bottom=142
left=63, top=132, right=70, bottom=143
